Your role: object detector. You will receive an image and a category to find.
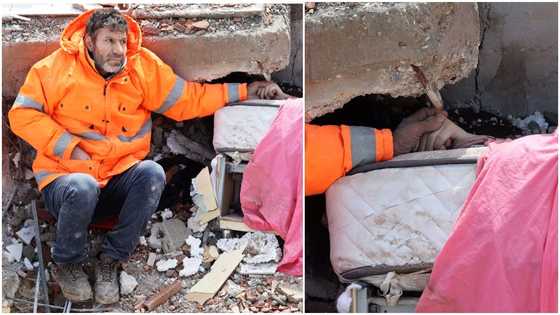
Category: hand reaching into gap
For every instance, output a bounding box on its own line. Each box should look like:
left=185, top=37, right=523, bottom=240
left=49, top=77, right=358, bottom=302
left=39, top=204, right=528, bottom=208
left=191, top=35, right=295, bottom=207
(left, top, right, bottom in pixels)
left=248, top=81, right=290, bottom=100
left=417, top=118, right=492, bottom=151
left=392, top=107, right=448, bottom=156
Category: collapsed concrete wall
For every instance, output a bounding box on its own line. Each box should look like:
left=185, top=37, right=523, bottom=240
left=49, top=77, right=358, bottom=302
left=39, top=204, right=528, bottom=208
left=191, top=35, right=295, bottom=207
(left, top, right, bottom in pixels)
left=442, top=2, right=558, bottom=117
left=305, top=3, right=480, bottom=121
left=2, top=5, right=291, bottom=102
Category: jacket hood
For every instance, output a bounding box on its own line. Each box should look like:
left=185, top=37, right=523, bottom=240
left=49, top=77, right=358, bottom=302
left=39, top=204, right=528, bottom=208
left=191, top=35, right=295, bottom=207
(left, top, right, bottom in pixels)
left=60, top=9, right=142, bottom=57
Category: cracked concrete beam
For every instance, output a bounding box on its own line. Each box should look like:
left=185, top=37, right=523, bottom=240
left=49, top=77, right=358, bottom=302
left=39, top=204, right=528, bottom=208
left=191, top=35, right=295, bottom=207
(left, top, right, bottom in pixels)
left=305, top=3, right=480, bottom=120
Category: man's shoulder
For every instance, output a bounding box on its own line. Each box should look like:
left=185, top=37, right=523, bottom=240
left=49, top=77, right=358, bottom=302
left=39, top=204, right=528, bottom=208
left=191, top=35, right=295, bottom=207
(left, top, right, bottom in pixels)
left=31, top=48, right=74, bottom=72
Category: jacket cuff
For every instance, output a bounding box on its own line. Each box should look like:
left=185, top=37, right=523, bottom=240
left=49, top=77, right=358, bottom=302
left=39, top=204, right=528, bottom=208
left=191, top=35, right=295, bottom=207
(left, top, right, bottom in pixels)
left=225, top=83, right=248, bottom=103
left=48, top=131, right=80, bottom=160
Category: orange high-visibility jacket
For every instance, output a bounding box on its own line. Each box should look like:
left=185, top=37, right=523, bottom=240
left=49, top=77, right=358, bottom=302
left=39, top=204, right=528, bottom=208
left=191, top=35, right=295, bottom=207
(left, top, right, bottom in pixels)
left=8, top=10, right=247, bottom=191
left=305, top=124, right=394, bottom=196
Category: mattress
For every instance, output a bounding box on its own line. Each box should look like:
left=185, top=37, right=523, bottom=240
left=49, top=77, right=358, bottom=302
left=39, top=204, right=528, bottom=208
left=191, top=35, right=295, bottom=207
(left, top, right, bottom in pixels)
left=326, top=147, right=488, bottom=282
left=213, top=100, right=281, bottom=158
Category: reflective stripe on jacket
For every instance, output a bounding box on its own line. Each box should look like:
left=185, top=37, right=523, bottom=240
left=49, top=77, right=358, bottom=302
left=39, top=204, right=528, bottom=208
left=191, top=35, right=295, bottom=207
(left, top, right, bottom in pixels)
left=305, top=124, right=393, bottom=195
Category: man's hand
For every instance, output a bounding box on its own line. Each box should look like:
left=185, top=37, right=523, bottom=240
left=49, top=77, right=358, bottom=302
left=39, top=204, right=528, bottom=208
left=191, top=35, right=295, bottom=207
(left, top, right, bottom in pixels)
left=248, top=81, right=290, bottom=100
left=70, top=146, right=91, bottom=160
left=418, top=118, right=490, bottom=151
left=393, top=107, right=447, bottom=156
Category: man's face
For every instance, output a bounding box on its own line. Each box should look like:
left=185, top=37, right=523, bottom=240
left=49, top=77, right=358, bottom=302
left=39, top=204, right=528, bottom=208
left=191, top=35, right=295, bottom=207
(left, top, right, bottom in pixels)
left=86, top=27, right=127, bottom=76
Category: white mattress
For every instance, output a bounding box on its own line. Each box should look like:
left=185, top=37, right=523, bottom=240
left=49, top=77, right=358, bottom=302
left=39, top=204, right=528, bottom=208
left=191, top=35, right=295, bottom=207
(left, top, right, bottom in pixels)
left=326, top=147, right=487, bottom=281
left=213, top=101, right=281, bottom=155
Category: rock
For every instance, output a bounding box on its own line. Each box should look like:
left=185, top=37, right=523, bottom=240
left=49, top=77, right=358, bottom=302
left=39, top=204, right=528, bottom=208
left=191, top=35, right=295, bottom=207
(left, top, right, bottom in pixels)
left=192, top=20, right=210, bottom=30
left=22, top=245, right=35, bottom=261
left=165, top=269, right=177, bottom=277
left=138, top=236, right=147, bottom=246
left=148, top=224, right=163, bottom=250
left=160, top=208, right=173, bottom=220
left=5, top=242, right=23, bottom=262
left=240, top=263, right=277, bottom=275
left=203, top=245, right=219, bottom=263
left=147, top=252, right=157, bottom=267
left=120, top=271, right=138, bottom=295
left=23, top=257, right=33, bottom=271
left=149, top=219, right=189, bottom=253
left=156, top=258, right=178, bottom=272
left=161, top=219, right=189, bottom=253
left=225, top=280, right=244, bottom=298
left=185, top=235, right=203, bottom=257
left=179, top=256, right=202, bottom=277
left=16, top=221, right=35, bottom=245
left=2, top=268, right=20, bottom=298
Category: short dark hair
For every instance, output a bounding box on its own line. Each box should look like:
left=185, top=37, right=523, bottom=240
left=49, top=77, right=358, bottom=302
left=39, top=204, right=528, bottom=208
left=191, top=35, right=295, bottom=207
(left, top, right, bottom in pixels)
left=86, top=8, right=128, bottom=38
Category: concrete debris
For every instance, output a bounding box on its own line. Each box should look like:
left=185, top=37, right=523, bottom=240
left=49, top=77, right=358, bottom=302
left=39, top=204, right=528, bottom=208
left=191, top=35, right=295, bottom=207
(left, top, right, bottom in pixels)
left=217, top=232, right=281, bottom=264
left=156, top=258, right=178, bottom=272
left=179, top=256, right=202, bottom=277
left=203, top=245, right=220, bottom=263
left=148, top=224, right=163, bottom=250
left=150, top=219, right=189, bottom=253
left=15, top=220, right=35, bottom=245
left=5, top=242, right=23, bottom=263
left=120, top=271, right=139, bottom=295
left=2, top=268, right=21, bottom=299
left=147, top=252, right=157, bottom=267
left=139, top=236, right=147, bottom=246
left=186, top=235, right=203, bottom=257
left=512, top=111, right=550, bottom=133
left=192, top=20, right=210, bottom=30
left=240, top=262, right=277, bottom=275
left=23, top=257, right=33, bottom=271
left=225, top=279, right=245, bottom=297
left=187, top=216, right=208, bottom=233
left=161, top=208, right=173, bottom=220
left=278, top=284, right=303, bottom=303
left=166, top=130, right=215, bottom=164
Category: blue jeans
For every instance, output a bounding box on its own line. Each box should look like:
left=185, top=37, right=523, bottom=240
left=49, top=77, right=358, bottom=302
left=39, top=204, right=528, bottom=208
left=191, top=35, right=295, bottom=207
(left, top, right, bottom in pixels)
left=42, top=160, right=165, bottom=264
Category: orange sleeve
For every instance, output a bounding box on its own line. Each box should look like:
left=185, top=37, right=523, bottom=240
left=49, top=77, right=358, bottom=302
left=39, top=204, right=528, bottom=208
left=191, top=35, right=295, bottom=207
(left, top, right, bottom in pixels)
left=305, top=124, right=393, bottom=196
left=139, top=49, right=247, bottom=120
left=8, top=66, right=81, bottom=160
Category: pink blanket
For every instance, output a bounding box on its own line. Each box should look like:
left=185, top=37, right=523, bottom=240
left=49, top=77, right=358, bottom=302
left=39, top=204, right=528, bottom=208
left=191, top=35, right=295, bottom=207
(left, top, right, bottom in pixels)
left=240, top=99, right=303, bottom=276
left=417, top=132, right=558, bottom=312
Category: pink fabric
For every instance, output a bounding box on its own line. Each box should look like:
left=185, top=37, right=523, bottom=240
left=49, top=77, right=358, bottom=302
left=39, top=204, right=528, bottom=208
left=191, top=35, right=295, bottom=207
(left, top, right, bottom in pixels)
left=417, top=132, right=558, bottom=312
left=240, top=99, right=303, bottom=276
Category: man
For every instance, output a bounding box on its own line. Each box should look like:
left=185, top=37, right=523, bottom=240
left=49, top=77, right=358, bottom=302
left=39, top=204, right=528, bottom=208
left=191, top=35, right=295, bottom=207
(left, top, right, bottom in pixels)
left=305, top=108, right=489, bottom=195
left=8, top=8, right=286, bottom=303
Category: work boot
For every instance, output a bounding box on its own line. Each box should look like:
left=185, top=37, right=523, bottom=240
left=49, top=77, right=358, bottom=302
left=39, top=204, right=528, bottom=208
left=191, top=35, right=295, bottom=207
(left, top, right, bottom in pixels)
left=53, top=263, right=93, bottom=302
left=95, top=253, right=119, bottom=304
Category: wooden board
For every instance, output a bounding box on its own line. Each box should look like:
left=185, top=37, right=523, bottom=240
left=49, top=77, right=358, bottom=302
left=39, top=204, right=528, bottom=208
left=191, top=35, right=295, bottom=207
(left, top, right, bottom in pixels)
left=186, top=245, right=246, bottom=304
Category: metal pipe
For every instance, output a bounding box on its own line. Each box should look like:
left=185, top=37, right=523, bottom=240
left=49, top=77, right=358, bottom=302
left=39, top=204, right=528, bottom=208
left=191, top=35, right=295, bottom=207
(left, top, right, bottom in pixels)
left=31, top=200, right=50, bottom=312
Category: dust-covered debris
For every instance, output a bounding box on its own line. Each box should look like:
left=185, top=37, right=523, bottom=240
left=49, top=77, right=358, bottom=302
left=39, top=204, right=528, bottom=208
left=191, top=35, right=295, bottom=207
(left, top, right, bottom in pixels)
left=2, top=4, right=289, bottom=43
left=120, top=271, right=138, bottom=295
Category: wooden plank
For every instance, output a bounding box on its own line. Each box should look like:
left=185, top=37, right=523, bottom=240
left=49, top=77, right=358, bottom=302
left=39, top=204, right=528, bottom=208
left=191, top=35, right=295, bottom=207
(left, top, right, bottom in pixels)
left=186, top=245, right=246, bottom=304
left=219, top=215, right=259, bottom=233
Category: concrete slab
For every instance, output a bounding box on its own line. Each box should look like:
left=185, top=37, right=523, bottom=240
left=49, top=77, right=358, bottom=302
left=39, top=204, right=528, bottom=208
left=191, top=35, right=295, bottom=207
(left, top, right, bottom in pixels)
left=305, top=3, right=480, bottom=120
left=2, top=10, right=290, bottom=101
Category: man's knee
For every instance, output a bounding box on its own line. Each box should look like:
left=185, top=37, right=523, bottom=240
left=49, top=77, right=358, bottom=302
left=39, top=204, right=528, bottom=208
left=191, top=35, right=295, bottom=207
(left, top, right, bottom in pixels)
left=65, top=173, right=100, bottom=203
left=135, top=160, right=166, bottom=187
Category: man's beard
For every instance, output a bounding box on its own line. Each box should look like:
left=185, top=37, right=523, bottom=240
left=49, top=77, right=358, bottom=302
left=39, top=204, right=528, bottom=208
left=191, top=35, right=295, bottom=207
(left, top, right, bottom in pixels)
left=90, top=49, right=125, bottom=78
